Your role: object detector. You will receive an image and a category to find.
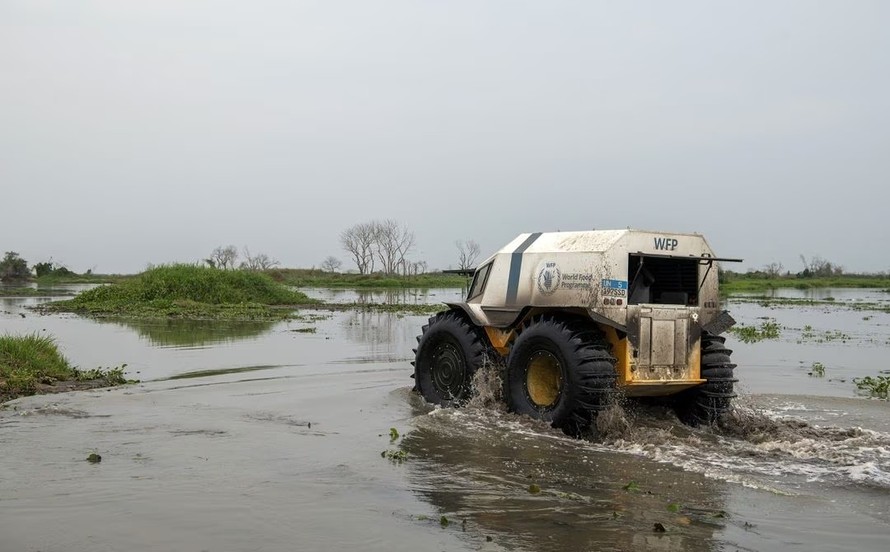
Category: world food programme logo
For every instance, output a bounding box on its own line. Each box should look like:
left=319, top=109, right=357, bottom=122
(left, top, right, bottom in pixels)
left=537, top=262, right=561, bottom=294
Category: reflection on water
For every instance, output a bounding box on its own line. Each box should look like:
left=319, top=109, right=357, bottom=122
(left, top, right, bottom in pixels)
left=301, top=287, right=464, bottom=305
left=733, top=286, right=890, bottom=303
left=99, top=317, right=277, bottom=348
left=339, top=309, right=423, bottom=348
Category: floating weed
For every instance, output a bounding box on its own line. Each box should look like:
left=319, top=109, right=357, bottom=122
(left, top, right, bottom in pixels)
left=86, top=452, right=102, bottom=464
left=797, top=327, right=852, bottom=344
left=381, top=449, right=408, bottom=463
left=852, top=376, right=890, bottom=399
left=729, top=319, right=781, bottom=343
left=439, top=516, right=449, bottom=528
left=623, top=481, right=640, bottom=492
left=809, top=362, right=826, bottom=377
left=75, top=364, right=134, bottom=385
left=667, top=502, right=682, bottom=513
left=289, top=327, right=317, bottom=334
left=389, top=427, right=399, bottom=442
left=528, top=483, right=541, bottom=494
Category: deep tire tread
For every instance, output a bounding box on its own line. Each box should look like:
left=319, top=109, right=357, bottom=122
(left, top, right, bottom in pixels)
left=506, top=315, right=618, bottom=435
left=413, top=310, right=487, bottom=406
left=680, top=332, right=737, bottom=425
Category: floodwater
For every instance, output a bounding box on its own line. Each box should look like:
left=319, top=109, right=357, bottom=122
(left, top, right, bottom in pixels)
left=1, top=286, right=889, bottom=551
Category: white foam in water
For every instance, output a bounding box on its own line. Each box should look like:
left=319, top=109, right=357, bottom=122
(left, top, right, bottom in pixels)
left=639, top=421, right=890, bottom=490
left=417, top=399, right=890, bottom=491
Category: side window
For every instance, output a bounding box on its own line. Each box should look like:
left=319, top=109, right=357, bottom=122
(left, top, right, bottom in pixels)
left=468, top=262, right=492, bottom=300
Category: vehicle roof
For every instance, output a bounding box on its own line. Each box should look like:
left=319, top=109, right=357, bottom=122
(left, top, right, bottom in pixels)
left=497, top=229, right=706, bottom=255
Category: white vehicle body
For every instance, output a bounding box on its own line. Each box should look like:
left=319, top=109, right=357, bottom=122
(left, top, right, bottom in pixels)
left=451, top=229, right=736, bottom=397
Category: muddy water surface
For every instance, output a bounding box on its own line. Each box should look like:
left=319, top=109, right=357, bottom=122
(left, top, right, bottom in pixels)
left=1, top=287, right=889, bottom=551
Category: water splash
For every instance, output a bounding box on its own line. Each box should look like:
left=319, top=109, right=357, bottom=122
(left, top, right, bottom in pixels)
left=468, top=354, right=506, bottom=411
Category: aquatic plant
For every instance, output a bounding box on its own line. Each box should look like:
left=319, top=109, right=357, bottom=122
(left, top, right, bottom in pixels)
left=381, top=449, right=409, bottom=463
left=75, top=364, right=132, bottom=385
left=729, top=320, right=781, bottom=343
left=808, top=362, right=826, bottom=377
left=852, top=376, right=890, bottom=399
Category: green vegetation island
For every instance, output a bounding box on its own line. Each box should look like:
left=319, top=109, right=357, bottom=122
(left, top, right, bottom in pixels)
left=42, top=265, right=319, bottom=320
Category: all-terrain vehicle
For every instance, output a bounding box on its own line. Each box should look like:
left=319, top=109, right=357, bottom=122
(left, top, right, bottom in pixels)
left=413, top=229, right=741, bottom=434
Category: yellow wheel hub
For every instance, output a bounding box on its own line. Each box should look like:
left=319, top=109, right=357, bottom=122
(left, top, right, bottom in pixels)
left=526, top=351, right=562, bottom=408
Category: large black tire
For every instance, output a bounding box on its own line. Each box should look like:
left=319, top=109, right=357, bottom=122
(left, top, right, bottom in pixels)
left=505, top=315, right=617, bottom=435
left=677, top=333, right=738, bottom=425
left=413, top=310, right=488, bottom=406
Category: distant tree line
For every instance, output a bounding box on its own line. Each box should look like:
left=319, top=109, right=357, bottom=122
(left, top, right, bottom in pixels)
left=0, top=252, right=76, bottom=282
left=721, top=254, right=886, bottom=281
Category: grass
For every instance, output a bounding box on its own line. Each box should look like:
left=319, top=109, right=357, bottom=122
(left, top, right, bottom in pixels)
left=44, top=264, right=319, bottom=320
left=34, top=273, right=131, bottom=285
left=265, top=268, right=468, bottom=289
left=722, top=275, right=890, bottom=293
left=0, top=333, right=130, bottom=400
left=727, top=295, right=890, bottom=315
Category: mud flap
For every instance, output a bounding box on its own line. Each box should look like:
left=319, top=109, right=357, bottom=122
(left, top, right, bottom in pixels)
left=701, top=311, right=736, bottom=336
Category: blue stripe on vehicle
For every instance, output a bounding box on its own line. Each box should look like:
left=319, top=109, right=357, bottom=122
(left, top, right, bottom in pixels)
left=505, top=232, right=542, bottom=304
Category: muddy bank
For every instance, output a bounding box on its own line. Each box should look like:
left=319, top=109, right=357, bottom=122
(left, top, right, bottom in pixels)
left=0, top=378, right=127, bottom=406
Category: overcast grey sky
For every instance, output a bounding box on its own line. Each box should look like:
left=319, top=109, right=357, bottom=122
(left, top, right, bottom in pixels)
left=2, top=1, right=888, bottom=274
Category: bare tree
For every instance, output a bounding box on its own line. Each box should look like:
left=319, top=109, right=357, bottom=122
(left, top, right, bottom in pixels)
left=800, top=254, right=843, bottom=277
left=340, top=222, right=376, bottom=274
left=456, top=239, right=481, bottom=270
left=209, top=245, right=238, bottom=270
left=373, top=219, right=415, bottom=275
left=763, top=262, right=784, bottom=279
left=372, top=220, right=397, bottom=274
left=239, top=247, right=279, bottom=271
left=341, top=219, right=414, bottom=275
left=393, top=223, right=415, bottom=276
left=321, top=256, right=342, bottom=273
